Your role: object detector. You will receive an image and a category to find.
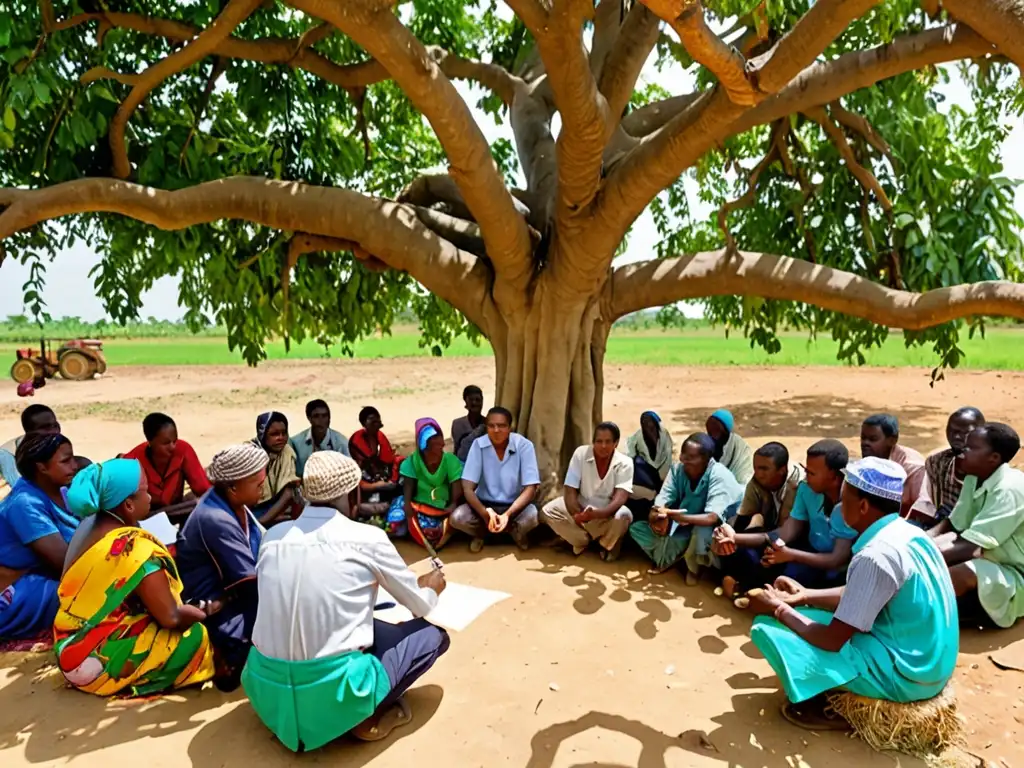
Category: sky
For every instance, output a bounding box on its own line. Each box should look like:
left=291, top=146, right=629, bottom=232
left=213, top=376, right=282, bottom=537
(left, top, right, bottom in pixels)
left=1, top=40, right=1022, bottom=322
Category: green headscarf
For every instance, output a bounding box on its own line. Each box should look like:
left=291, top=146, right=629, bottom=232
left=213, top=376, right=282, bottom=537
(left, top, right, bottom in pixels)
left=67, top=459, right=143, bottom=519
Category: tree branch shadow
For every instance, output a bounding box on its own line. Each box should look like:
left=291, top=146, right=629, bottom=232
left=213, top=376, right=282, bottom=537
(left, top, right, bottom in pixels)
left=0, top=653, right=237, bottom=762
left=669, top=394, right=947, bottom=445
left=524, top=696, right=925, bottom=768
left=186, top=683, right=444, bottom=765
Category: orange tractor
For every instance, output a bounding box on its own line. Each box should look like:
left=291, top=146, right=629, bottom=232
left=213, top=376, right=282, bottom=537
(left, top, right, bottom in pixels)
left=10, top=338, right=108, bottom=384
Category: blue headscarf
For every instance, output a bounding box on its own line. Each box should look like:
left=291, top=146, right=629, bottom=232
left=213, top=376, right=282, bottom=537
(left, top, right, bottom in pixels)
left=256, top=411, right=289, bottom=449
left=66, top=459, right=143, bottom=519
left=641, top=410, right=661, bottom=424
left=709, top=409, right=734, bottom=433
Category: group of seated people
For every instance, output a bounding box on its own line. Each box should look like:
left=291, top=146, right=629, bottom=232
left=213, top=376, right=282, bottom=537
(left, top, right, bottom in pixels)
left=0, top=389, right=1021, bottom=741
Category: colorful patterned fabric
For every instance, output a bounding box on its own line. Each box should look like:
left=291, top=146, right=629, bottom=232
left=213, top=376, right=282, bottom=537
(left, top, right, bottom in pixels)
left=394, top=500, right=456, bottom=550
left=54, top=527, right=216, bottom=696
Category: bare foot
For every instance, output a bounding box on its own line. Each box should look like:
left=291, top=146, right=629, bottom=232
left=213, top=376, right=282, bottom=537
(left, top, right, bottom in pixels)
left=469, top=538, right=485, bottom=554
left=647, top=561, right=679, bottom=575
left=352, top=698, right=413, bottom=741
left=684, top=570, right=699, bottom=587
left=722, top=575, right=739, bottom=599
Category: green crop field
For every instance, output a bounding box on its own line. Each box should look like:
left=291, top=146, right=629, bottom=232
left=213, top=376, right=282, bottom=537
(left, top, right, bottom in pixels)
left=1, top=324, right=1022, bottom=370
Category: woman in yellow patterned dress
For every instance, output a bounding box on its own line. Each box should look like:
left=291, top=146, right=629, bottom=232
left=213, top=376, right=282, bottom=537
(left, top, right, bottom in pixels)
left=54, top=459, right=218, bottom=696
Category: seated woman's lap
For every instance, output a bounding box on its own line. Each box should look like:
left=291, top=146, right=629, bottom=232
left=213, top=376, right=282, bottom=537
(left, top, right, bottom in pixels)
left=0, top=573, right=59, bottom=639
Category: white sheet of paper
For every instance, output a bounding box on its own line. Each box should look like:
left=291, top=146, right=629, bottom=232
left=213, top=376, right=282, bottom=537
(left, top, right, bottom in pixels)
left=375, top=582, right=510, bottom=632
left=141, top=512, right=179, bottom=546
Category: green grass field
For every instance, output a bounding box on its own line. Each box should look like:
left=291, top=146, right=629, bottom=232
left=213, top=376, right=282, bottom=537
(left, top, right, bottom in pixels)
left=2, top=326, right=1022, bottom=369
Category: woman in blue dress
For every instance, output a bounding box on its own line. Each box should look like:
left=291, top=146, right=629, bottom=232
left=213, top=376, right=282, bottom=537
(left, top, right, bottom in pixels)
left=0, top=433, right=80, bottom=638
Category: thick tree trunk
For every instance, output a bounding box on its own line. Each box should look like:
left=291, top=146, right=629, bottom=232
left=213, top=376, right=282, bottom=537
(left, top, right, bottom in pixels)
left=490, top=253, right=614, bottom=490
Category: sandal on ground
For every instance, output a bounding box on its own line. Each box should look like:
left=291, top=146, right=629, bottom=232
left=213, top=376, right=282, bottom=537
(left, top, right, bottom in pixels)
left=352, top=698, right=413, bottom=742
left=780, top=699, right=852, bottom=732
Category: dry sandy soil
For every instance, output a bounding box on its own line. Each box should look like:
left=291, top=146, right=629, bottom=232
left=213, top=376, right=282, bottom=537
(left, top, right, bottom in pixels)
left=2, top=358, right=1024, bottom=768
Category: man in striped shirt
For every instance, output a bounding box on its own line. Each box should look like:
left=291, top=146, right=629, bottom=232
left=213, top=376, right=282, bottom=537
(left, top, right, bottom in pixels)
left=746, top=457, right=959, bottom=726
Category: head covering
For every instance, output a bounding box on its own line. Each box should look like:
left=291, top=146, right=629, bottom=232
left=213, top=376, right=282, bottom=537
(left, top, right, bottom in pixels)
left=207, top=443, right=270, bottom=484
left=14, top=432, right=71, bottom=479
left=303, top=452, right=362, bottom=503
left=256, top=411, right=288, bottom=448
left=415, top=417, right=442, bottom=452
left=66, top=459, right=143, bottom=519
left=843, top=457, right=907, bottom=502
left=641, top=410, right=661, bottom=424
left=17, top=381, right=35, bottom=397
left=709, top=409, right=734, bottom=433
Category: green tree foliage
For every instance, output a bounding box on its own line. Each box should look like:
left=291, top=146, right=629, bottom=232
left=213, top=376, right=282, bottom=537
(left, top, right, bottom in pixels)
left=0, top=0, right=1021, bottom=374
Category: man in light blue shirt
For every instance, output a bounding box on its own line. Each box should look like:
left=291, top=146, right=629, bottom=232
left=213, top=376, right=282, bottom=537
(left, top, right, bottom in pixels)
left=714, top=439, right=857, bottom=596
left=453, top=407, right=540, bottom=553
left=290, top=399, right=350, bottom=476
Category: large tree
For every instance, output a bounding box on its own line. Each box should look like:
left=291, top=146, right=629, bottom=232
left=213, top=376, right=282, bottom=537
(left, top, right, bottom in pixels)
left=1, top=0, right=1023, bottom=480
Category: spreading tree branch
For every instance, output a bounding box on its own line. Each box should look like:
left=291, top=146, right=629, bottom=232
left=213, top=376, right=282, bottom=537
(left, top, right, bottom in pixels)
left=508, top=0, right=612, bottom=217
left=593, top=23, right=994, bottom=253
left=610, top=250, right=1024, bottom=327
left=942, top=0, right=1024, bottom=74
left=731, top=24, right=994, bottom=135
left=641, top=0, right=761, bottom=106
left=717, top=125, right=782, bottom=250
left=590, top=0, right=625, bottom=76
left=804, top=106, right=892, bottom=212
left=0, top=177, right=493, bottom=330
left=828, top=99, right=894, bottom=164
left=619, top=93, right=701, bottom=136
left=598, top=4, right=662, bottom=123
left=107, top=0, right=263, bottom=178
left=56, top=12, right=520, bottom=103
left=412, top=208, right=487, bottom=256
left=292, top=0, right=533, bottom=292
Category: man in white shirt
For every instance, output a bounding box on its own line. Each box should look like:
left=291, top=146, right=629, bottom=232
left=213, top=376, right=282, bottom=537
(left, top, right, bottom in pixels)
left=541, top=422, right=634, bottom=561
left=244, top=452, right=449, bottom=751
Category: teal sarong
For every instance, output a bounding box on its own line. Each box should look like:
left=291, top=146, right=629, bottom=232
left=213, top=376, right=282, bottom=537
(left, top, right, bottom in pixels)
left=242, top=647, right=391, bottom=751
left=751, top=515, right=959, bottom=704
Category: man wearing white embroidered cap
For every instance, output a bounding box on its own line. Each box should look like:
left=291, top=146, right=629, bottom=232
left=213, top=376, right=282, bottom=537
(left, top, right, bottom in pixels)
left=242, top=451, right=449, bottom=751
left=745, top=457, right=958, bottom=727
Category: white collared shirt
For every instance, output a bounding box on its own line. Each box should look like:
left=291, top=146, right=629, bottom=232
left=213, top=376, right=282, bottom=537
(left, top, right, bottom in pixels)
left=252, top=506, right=438, bottom=661
left=564, top=445, right=634, bottom=509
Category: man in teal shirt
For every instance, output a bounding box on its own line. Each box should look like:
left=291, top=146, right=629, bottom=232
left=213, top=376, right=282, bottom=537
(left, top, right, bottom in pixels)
left=930, top=423, right=1024, bottom=628
left=629, top=433, right=742, bottom=583
left=746, top=457, right=959, bottom=726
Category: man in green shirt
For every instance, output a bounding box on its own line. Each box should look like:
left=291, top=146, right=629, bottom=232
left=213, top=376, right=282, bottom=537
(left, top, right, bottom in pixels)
left=930, top=423, right=1024, bottom=628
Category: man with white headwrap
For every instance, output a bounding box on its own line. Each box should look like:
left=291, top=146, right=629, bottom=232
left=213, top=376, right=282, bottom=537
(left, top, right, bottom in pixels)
left=744, top=457, right=959, bottom=726
left=243, top=452, right=449, bottom=752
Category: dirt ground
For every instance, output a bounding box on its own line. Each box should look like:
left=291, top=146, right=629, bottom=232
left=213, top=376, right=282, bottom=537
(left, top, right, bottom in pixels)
left=2, top=358, right=1024, bottom=768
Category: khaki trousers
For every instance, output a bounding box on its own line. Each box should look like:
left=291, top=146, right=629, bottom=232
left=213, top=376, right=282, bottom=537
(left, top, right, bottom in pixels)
left=541, top=497, right=633, bottom=550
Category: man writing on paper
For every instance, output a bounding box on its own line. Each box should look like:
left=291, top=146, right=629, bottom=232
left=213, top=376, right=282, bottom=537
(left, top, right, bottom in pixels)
left=243, top=452, right=449, bottom=751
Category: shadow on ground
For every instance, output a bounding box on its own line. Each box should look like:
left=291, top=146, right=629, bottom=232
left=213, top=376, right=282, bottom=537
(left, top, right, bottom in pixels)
left=186, top=684, right=444, bottom=766
left=0, top=654, right=238, bottom=763
left=523, top=699, right=928, bottom=768
left=669, top=395, right=948, bottom=444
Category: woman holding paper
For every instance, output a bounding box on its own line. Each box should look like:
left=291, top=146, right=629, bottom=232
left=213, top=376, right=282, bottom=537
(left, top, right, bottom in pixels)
left=243, top=451, right=450, bottom=751
left=53, top=458, right=219, bottom=696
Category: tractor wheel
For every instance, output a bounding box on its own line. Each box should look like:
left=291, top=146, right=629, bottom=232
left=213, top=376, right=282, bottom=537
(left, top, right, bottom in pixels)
left=10, top=359, right=39, bottom=384
left=96, top=357, right=107, bottom=375
left=58, top=351, right=93, bottom=381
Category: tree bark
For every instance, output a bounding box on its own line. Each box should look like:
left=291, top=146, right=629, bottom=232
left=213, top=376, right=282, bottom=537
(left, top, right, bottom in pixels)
left=491, top=256, right=614, bottom=487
